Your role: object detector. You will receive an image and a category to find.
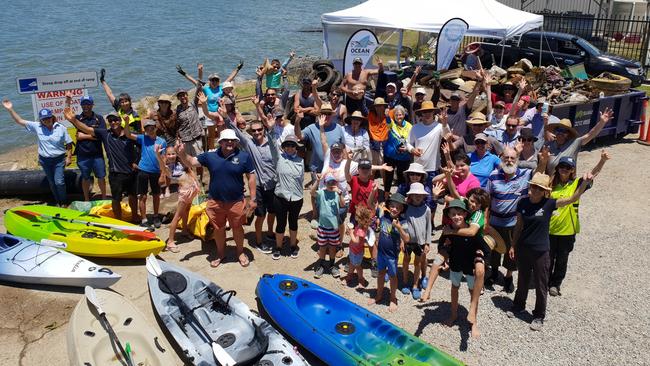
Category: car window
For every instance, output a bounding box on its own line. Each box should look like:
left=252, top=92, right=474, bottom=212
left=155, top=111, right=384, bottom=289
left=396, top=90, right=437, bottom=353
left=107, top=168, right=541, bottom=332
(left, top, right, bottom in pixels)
left=520, top=35, right=541, bottom=49
left=558, top=40, right=582, bottom=55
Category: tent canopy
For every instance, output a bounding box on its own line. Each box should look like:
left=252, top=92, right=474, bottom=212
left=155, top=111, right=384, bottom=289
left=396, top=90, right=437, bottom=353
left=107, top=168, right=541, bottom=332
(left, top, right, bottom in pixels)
left=322, top=0, right=544, bottom=39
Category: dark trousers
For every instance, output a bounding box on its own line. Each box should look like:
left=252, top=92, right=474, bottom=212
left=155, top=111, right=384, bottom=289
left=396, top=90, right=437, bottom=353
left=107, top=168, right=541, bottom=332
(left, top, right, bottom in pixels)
left=383, top=156, right=410, bottom=194
left=549, top=234, right=575, bottom=288
left=489, top=226, right=517, bottom=276
left=513, top=246, right=550, bottom=319
left=274, top=195, right=303, bottom=234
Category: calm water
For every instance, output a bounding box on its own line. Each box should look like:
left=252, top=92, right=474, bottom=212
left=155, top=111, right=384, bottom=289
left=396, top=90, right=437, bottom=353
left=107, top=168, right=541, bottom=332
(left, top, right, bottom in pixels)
left=0, top=0, right=359, bottom=154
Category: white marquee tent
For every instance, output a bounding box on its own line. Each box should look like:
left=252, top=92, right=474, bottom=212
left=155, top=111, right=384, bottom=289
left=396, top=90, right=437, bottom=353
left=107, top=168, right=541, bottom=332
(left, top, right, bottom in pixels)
left=321, top=0, right=544, bottom=66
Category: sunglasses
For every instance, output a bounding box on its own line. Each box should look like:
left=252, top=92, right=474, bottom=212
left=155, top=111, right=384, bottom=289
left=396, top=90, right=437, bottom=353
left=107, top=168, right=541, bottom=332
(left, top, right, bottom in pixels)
left=251, top=128, right=264, bottom=132
left=283, top=143, right=297, bottom=148
left=222, top=139, right=237, bottom=143
left=265, top=93, right=276, bottom=97
left=475, top=140, right=487, bottom=145
left=506, top=124, right=518, bottom=128
left=520, top=137, right=534, bottom=142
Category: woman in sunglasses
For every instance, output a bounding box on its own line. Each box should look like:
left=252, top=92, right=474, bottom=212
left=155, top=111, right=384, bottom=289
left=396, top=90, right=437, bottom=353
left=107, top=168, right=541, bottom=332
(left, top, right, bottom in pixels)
left=515, top=128, right=539, bottom=170
left=3, top=100, right=73, bottom=206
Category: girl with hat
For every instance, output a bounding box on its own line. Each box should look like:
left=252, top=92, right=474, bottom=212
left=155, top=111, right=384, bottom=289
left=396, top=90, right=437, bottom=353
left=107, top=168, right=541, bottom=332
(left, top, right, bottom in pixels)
left=548, top=150, right=609, bottom=296
left=507, top=172, right=593, bottom=331
left=343, top=111, right=370, bottom=161
left=149, top=94, right=178, bottom=146
left=545, top=107, right=613, bottom=173
left=3, top=100, right=73, bottom=206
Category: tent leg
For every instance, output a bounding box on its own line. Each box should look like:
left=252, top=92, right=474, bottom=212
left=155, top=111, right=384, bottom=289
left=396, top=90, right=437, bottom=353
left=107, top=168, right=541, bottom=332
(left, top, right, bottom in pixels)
left=499, top=37, right=506, bottom=67
left=396, top=29, right=404, bottom=67
left=539, top=29, right=543, bottom=67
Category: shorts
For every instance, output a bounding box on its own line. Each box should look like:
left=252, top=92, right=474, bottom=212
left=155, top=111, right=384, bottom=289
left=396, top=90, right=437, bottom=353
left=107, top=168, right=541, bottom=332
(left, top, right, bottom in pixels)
left=348, top=250, right=364, bottom=266
left=183, top=137, right=204, bottom=157
left=376, top=254, right=398, bottom=277
left=78, top=156, right=106, bottom=180
left=255, top=186, right=276, bottom=217
left=450, top=271, right=475, bottom=290
left=317, top=226, right=341, bottom=247
left=136, top=171, right=161, bottom=196
left=109, top=172, right=136, bottom=199
left=206, top=198, right=246, bottom=230
left=404, top=242, right=423, bottom=257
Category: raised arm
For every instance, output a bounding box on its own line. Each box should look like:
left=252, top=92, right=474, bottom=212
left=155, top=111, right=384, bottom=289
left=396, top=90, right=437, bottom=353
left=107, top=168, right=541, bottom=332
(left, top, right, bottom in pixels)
left=317, top=114, right=328, bottom=157
left=176, top=141, right=201, bottom=168
left=121, top=115, right=137, bottom=141
left=2, top=99, right=29, bottom=127
left=591, top=149, right=609, bottom=177
left=154, top=144, right=170, bottom=177
left=581, top=108, right=613, bottom=146
left=99, top=69, right=116, bottom=106
left=508, top=78, right=527, bottom=118
left=176, top=64, right=201, bottom=86
left=293, top=111, right=304, bottom=140
left=443, top=167, right=461, bottom=199
left=225, top=60, right=244, bottom=83
left=405, top=66, right=420, bottom=95
left=63, top=107, right=95, bottom=136
left=366, top=57, right=384, bottom=76
left=311, top=79, right=322, bottom=111
left=465, top=76, right=481, bottom=110
left=534, top=145, right=549, bottom=174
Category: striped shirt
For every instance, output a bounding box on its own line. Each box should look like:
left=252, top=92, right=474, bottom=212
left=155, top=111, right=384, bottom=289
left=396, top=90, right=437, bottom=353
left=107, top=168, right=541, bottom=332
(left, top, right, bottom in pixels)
left=487, top=168, right=532, bottom=228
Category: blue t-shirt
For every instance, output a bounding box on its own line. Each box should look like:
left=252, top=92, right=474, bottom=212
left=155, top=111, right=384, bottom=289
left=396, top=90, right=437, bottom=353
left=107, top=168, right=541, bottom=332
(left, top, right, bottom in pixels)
left=135, top=134, right=166, bottom=173
left=203, top=85, right=223, bottom=113
left=198, top=148, right=255, bottom=202
left=25, top=121, right=72, bottom=158
left=469, top=151, right=501, bottom=188
left=377, top=212, right=408, bottom=259
left=316, top=189, right=340, bottom=229
left=302, top=123, right=345, bottom=172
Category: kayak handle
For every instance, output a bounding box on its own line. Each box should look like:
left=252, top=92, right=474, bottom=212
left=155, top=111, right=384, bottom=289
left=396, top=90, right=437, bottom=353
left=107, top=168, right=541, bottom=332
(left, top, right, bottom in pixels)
left=98, top=267, right=114, bottom=275
left=154, top=336, right=167, bottom=353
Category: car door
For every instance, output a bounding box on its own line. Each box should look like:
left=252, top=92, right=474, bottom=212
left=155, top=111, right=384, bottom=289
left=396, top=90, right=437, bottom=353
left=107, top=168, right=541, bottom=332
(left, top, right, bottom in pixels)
left=555, top=39, right=585, bottom=67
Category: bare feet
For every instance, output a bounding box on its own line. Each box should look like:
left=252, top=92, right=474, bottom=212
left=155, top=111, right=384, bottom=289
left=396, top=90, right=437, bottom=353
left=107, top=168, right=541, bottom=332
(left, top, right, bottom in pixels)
left=445, top=314, right=457, bottom=327
left=419, top=291, right=430, bottom=302
left=467, top=312, right=477, bottom=325
left=210, top=257, right=223, bottom=268
left=389, top=298, right=398, bottom=313
left=367, top=295, right=382, bottom=306
left=357, top=278, right=369, bottom=288
left=471, top=323, right=481, bottom=338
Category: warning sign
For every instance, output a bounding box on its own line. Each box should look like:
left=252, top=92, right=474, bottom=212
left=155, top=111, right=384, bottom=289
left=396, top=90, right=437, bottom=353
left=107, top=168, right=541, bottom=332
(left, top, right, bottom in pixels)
left=31, top=88, right=88, bottom=126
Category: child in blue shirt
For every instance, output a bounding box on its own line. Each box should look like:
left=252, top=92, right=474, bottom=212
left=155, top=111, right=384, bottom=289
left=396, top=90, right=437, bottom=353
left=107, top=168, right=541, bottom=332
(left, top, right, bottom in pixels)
left=367, top=193, right=410, bottom=313
left=311, top=174, right=345, bottom=279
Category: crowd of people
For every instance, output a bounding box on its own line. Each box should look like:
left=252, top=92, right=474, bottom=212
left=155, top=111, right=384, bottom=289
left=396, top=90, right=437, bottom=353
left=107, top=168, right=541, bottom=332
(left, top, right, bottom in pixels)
left=1, top=53, right=614, bottom=337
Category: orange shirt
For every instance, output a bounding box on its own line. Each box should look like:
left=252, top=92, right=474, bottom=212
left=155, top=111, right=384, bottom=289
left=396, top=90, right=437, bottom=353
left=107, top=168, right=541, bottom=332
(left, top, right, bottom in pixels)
left=368, top=110, right=389, bottom=142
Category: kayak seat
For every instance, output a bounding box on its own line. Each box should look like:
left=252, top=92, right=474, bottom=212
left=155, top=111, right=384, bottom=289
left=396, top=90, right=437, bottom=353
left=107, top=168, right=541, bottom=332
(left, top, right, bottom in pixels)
left=0, top=234, right=20, bottom=250
left=159, top=271, right=188, bottom=295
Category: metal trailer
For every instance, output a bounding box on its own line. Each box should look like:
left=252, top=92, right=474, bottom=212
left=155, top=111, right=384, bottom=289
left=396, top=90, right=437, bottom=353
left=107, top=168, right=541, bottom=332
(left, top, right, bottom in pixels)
left=550, top=89, right=647, bottom=142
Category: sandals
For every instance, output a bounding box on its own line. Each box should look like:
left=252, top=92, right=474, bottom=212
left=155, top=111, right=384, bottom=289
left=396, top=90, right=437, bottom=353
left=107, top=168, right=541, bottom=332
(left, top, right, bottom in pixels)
left=164, top=241, right=181, bottom=253
left=238, top=253, right=250, bottom=267
left=210, top=257, right=223, bottom=268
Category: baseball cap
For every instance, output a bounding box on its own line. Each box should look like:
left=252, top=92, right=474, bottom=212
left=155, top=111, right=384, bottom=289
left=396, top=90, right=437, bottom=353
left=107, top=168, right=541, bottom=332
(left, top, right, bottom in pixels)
left=143, top=119, right=156, bottom=128
left=330, top=142, right=344, bottom=151
left=474, top=133, right=488, bottom=142
left=106, top=112, right=120, bottom=121
left=273, top=108, right=285, bottom=118
left=450, top=92, right=462, bottom=100
left=386, top=82, right=397, bottom=89
left=415, top=87, right=426, bottom=96
left=324, top=174, right=337, bottom=184
left=358, top=159, right=372, bottom=169
left=353, top=57, right=363, bottom=64
left=208, top=73, right=220, bottom=80
left=557, top=156, right=576, bottom=168
left=301, top=77, right=312, bottom=85
left=80, top=96, right=94, bottom=105
left=175, top=88, right=188, bottom=97
left=38, top=109, right=53, bottom=120
left=494, top=101, right=506, bottom=109
left=222, top=81, right=234, bottom=89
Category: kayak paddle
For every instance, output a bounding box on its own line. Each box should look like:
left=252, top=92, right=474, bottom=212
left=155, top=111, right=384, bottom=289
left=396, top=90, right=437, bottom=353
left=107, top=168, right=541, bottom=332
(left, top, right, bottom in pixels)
left=16, top=210, right=157, bottom=239
left=145, top=254, right=236, bottom=366
left=84, top=286, right=134, bottom=366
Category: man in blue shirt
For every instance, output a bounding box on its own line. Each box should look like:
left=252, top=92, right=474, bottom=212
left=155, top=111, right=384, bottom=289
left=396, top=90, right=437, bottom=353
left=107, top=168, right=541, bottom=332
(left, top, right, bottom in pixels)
left=294, top=102, right=344, bottom=176
left=178, top=128, right=257, bottom=269
left=124, top=117, right=166, bottom=228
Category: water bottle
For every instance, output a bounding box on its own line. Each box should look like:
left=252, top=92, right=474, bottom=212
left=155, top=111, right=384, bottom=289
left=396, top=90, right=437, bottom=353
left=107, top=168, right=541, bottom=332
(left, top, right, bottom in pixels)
left=599, top=91, right=605, bottom=99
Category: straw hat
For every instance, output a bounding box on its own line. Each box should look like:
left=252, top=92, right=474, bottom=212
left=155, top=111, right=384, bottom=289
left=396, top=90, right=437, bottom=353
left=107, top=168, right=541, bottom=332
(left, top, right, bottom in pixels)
left=528, top=172, right=552, bottom=191
left=466, top=111, right=489, bottom=125
left=547, top=119, right=578, bottom=138
left=415, top=101, right=437, bottom=113
left=373, top=97, right=388, bottom=106
left=484, top=227, right=507, bottom=254
left=345, top=110, right=368, bottom=124
left=320, top=102, right=334, bottom=114
left=157, top=94, right=173, bottom=103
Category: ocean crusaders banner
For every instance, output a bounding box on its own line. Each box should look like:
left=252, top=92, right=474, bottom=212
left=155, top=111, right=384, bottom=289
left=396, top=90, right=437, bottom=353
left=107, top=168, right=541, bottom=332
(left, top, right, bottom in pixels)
left=343, top=29, right=379, bottom=74
left=436, top=18, right=469, bottom=71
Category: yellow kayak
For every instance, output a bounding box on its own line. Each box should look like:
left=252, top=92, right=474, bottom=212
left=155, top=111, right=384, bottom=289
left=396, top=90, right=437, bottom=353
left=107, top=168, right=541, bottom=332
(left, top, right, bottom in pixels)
left=4, top=205, right=164, bottom=259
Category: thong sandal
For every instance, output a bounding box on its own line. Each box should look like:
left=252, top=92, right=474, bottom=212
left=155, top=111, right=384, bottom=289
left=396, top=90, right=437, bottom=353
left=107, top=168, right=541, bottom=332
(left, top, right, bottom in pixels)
left=238, top=253, right=250, bottom=267
left=210, top=257, right=223, bottom=268
left=165, top=242, right=181, bottom=253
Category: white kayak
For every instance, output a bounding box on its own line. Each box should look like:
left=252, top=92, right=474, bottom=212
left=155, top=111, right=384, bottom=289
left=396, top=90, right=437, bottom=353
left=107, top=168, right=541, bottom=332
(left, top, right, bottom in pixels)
left=67, top=288, right=179, bottom=366
left=0, top=233, right=120, bottom=288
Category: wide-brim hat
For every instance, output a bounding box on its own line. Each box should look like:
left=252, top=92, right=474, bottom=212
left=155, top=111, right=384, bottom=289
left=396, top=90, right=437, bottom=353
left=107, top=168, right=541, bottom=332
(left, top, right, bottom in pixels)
left=345, top=110, right=367, bottom=123
left=547, top=119, right=578, bottom=138
left=415, top=101, right=436, bottom=113
left=406, top=182, right=428, bottom=196
left=528, top=172, right=552, bottom=191
left=217, top=128, right=240, bottom=143
left=157, top=94, right=173, bottom=103
left=281, top=135, right=302, bottom=148
left=466, top=111, right=489, bottom=125
left=373, top=97, right=388, bottom=106
left=404, top=162, right=427, bottom=175
left=484, top=227, right=507, bottom=254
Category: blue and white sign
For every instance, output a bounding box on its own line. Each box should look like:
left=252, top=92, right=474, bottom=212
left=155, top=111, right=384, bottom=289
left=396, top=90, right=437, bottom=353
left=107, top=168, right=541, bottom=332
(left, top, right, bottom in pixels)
left=16, top=71, right=98, bottom=95
left=343, top=29, right=379, bottom=74
left=436, top=18, right=469, bottom=71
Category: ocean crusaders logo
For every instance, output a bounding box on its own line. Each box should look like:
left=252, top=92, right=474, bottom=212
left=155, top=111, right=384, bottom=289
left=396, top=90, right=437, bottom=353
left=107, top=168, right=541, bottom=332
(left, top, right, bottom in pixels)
left=344, top=29, right=379, bottom=74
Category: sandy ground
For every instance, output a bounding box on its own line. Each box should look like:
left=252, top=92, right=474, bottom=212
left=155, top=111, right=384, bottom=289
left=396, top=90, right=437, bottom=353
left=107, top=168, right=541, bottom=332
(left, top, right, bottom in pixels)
left=0, top=135, right=649, bottom=366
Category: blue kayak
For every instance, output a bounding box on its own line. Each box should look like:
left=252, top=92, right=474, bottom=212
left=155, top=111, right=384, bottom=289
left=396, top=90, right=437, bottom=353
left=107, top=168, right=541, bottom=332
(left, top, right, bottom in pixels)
left=256, top=273, right=464, bottom=366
